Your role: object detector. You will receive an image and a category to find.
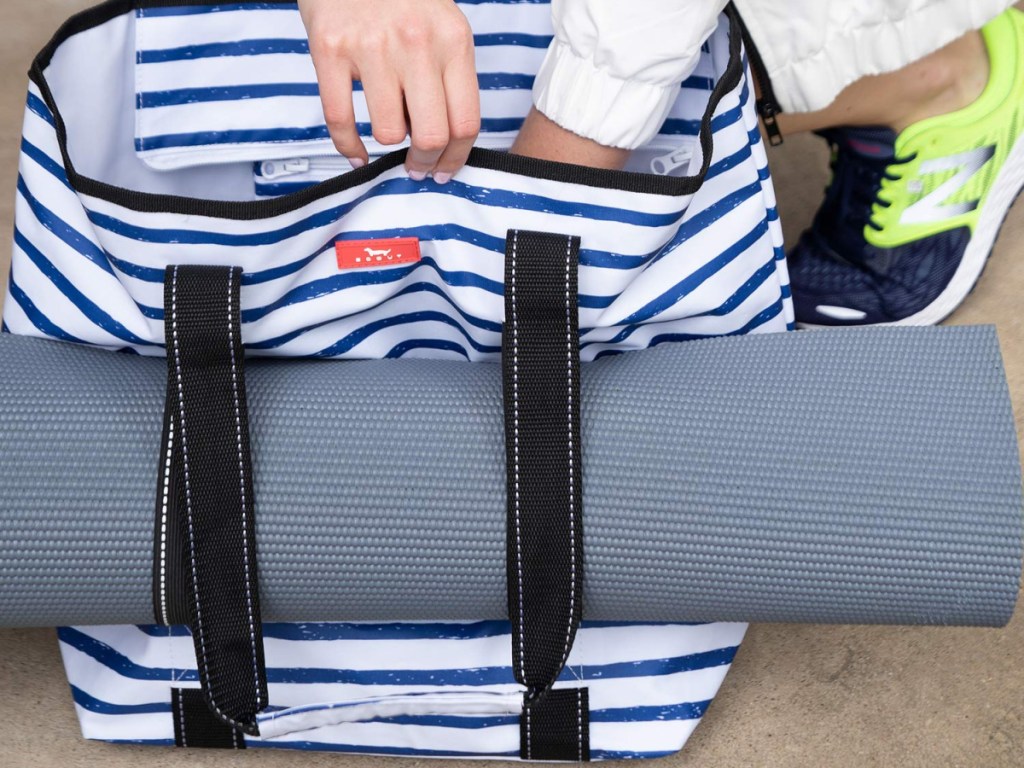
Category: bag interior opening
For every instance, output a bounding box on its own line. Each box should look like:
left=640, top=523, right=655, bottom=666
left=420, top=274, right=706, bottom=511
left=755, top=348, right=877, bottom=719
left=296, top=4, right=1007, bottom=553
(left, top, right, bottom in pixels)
left=40, top=3, right=731, bottom=203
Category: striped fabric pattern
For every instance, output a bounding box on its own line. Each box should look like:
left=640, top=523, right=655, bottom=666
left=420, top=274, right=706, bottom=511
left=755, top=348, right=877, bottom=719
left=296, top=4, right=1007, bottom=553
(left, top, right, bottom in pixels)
left=133, top=1, right=718, bottom=169
left=3, top=2, right=794, bottom=360
left=7, top=1, right=793, bottom=758
left=59, top=621, right=748, bottom=758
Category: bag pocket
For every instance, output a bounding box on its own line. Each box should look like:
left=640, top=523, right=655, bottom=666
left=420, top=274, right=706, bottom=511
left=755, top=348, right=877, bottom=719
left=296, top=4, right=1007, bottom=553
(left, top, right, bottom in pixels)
left=133, top=1, right=717, bottom=176
left=252, top=137, right=704, bottom=197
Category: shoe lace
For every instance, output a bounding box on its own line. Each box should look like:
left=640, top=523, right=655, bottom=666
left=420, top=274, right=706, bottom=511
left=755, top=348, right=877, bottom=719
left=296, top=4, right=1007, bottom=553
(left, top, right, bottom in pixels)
left=822, top=138, right=916, bottom=240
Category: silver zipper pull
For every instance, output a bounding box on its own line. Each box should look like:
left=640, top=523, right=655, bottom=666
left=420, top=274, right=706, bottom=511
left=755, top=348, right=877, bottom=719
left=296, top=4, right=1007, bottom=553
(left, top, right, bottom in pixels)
left=260, top=158, right=311, bottom=180
left=650, top=145, right=694, bottom=176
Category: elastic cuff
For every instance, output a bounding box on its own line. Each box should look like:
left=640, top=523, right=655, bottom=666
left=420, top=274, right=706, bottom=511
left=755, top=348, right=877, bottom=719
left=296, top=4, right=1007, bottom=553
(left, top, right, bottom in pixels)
left=738, top=0, right=1012, bottom=113
left=532, top=38, right=684, bottom=150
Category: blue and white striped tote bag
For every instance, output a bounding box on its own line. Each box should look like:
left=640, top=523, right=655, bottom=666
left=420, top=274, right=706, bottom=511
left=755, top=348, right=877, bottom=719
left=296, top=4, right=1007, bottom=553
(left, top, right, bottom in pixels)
left=5, top=0, right=793, bottom=760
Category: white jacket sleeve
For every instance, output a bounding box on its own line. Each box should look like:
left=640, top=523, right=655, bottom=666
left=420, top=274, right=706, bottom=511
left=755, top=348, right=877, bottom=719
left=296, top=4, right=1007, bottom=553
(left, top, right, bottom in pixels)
left=533, top=0, right=729, bottom=149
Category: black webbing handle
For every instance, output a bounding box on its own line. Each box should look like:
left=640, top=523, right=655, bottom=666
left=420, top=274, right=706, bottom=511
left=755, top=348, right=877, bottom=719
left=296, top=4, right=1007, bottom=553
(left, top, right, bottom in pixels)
left=157, top=265, right=267, bottom=736
left=151, top=245, right=587, bottom=749
left=503, top=230, right=589, bottom=761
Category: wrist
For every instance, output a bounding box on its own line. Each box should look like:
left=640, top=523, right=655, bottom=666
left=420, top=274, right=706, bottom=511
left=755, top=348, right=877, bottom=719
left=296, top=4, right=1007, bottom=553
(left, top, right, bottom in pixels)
left=510, top=108, right=629, bottom=170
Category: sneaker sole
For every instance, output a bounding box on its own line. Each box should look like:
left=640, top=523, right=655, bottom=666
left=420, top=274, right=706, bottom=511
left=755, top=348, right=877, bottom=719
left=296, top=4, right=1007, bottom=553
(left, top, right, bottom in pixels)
left=799, top=127, right=1024, bottom=329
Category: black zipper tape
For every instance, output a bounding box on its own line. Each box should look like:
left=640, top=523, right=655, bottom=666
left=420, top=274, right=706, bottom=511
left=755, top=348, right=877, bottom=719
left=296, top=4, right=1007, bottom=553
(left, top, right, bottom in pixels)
left=733, top=4, right=784, bottom=146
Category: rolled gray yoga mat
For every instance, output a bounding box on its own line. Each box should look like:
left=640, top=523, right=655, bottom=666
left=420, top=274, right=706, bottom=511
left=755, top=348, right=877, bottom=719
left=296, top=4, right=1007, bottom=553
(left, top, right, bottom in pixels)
left=0, top=327, right=1021, bottom=627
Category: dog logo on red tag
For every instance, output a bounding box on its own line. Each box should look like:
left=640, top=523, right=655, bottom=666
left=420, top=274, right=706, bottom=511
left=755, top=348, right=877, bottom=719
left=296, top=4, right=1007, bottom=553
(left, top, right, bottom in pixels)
left=336, top=237, right=421, bottom=270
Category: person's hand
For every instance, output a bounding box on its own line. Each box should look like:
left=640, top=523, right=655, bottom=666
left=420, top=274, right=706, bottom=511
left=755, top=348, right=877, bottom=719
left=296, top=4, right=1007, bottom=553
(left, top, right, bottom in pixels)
left=298, top=0, right=481, bottom=183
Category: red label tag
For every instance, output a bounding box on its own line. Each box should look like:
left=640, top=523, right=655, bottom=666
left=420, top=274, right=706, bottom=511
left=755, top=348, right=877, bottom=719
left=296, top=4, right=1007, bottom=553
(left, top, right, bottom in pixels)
left=336, top=237, right=421, bottom=270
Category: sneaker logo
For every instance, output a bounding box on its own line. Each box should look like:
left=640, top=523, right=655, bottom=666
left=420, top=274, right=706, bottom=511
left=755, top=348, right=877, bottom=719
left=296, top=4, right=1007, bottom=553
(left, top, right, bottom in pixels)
left=899, top=145, right=996, bottom=225
left=336, top=237, right=421, bottom=270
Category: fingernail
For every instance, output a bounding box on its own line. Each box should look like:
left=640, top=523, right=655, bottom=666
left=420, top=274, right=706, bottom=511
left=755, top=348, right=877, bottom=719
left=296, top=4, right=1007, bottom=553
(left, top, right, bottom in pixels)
left=433, top=172, right=451, bottom=185
left=348, top=157, right=365, bottom=169
left=408, top=169, right=427, bottom=181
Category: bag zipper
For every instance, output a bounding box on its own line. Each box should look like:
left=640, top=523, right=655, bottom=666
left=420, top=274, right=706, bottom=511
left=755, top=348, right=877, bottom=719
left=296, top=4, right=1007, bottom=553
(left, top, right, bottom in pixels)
left=258, top=135, right=534, bottom=181
left=650, top=145, right=694, bottom=175
left=733, top=8, right=784, bottom=146
left=259, top=156, right=352, bottom=180
left=260, top=137, right=700, bottom=181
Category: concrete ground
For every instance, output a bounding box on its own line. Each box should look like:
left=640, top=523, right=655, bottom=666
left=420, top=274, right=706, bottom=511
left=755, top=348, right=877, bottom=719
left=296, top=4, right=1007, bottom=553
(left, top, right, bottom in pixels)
left=0, top=1, right=1021, bottom=766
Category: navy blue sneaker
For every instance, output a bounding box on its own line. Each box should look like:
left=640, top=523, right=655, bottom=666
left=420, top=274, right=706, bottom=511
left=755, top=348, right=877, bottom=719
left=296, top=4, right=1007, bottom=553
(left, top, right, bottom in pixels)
left=789, top=10, right=1024, bottom=326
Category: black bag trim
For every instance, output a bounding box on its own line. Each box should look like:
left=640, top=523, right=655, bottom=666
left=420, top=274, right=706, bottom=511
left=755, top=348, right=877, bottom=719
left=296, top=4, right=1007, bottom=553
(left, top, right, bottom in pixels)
left=159, top=265, right=267, bottom=735
left=521, top=688, right=590, bottom=762
left=172, top=688, right=246, bottom=749
left=503, top=230, right=588, bottom=759
left=28, top=2, right=744, bottom=216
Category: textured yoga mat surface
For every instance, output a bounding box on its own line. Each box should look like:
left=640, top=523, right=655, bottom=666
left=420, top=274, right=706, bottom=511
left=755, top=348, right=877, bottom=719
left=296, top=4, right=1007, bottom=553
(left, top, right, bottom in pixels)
left=0, top=327, right=1021, bottom=627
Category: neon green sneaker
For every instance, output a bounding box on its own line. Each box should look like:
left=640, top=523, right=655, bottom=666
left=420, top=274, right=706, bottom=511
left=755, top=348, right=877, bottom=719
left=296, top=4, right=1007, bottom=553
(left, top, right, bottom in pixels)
left=789, top=7, right=1024, bottom=326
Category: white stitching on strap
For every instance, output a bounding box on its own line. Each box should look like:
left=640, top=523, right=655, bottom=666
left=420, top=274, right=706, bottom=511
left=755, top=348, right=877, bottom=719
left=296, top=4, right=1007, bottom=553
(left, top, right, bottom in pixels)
left=560, top=235, right=576, bottom=673
left=171, top=266, right=233, bottom=728
left=525, top=698, right=532, bottom=760
left=577, top=687, right=583, bottom=762
left=511, top=231, right=526, bottom=685
left=158, top=413, right=175, bottom=626
left=511, top=231, right=530, bottom=757
left=177, top=688, right=187, bottom=748
left=227, top=268, right=263, bottom=710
